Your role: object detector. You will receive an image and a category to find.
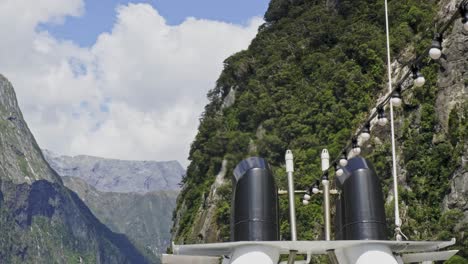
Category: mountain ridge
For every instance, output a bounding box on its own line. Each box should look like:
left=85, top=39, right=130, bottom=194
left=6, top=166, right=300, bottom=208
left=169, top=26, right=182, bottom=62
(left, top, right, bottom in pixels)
left=0, top=73, right=152, bottom=263
left=43, top=149, right=184, bottom=194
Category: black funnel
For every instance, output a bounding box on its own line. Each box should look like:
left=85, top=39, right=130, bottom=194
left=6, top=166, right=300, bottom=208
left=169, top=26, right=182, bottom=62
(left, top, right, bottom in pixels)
left=335, top=157, right=387, bottom=240
left=231, top=157, right=279, bottom=241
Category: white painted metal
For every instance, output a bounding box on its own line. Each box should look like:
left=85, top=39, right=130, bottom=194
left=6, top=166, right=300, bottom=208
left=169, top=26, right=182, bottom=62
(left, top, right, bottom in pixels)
left=173, top=240, right=458, bottom=264
left=321, top=149, right=330, bottom=171
left=161, top=254, right=219, bottom=264
left=334, top=244, right=398, bottom=264
left=401, top=250, right=458, bottom=263
left=322, top=179, right=331, bottom=241
left=173, top=239, right=457, bottom=257
left=285, top=150, right=297, bottom=241
left=286, top=150, right=294, bottom=173
left=230, top=246, right=279, bottom=264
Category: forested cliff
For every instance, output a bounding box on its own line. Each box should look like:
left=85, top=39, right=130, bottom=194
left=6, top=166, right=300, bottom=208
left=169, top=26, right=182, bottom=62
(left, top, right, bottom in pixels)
left=172, top=0, right=467, bottom=262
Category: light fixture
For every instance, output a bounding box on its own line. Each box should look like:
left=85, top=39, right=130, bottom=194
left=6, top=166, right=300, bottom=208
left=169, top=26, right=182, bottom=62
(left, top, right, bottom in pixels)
left=391, top=86, right=402, bottom=107
left=321, top=171, right=329, bottom=181
left=411, top=65, right=425, bottom=87
left=377, top=107, right=388, bottom=126
left=429, top=33, right=443, bottom=60
left=302, top=199, right=310, bottom=205
left=339, top=151, right=348, bottom=167
left=360, top=123, right=371, bottom=142
left=335, top=164, right=344, bottom=177
left=303, top=193, right=311, bottom=201
left=352, top=137, right=361, bottom=155
left=312, top=180, right=320, bottom=194
left=461, top=2, right=468, bottom=32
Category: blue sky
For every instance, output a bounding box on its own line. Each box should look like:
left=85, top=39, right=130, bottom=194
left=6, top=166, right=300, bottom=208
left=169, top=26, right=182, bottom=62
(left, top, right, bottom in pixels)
left=41, top=0, right=270, bottom=47
left=3, top=0, right=265, bottom=164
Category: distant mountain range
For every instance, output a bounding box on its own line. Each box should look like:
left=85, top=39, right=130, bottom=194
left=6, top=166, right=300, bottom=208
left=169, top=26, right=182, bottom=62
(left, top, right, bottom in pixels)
left=43, top=149, right=184, bottom=194
left=43, top=150, right=184, bottom=262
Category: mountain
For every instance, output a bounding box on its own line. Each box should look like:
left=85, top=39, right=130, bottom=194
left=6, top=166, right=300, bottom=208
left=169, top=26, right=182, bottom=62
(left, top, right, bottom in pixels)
left=172, top=0, right=467, bottom=262
left=62, top=176, right=178, bottom=261
left=43, top=150, right=184, bottom=194
left=42, top=151, right=184, bottom=262
left=0, top=74, right=152, bottom=263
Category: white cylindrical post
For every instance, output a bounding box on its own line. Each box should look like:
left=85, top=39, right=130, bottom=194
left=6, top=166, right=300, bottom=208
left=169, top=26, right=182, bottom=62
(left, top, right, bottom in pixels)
left=231, top=246, right=280, bottom=264
left=321, top=149, right=331, bottom=241
left=285, top=150, right=297, bottom=241
left=321, top=149, right=330, bottom=172
left=322, top=177, right=331, bottom=241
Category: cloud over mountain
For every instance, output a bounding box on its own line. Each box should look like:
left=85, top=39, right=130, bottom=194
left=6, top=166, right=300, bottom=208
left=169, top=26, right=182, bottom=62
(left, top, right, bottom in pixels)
left=0, top=0, right=262, bottom=166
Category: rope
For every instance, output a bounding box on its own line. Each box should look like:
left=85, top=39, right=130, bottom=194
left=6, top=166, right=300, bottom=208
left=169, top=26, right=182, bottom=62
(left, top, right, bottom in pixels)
left=383, top=0, right=402, bottom=239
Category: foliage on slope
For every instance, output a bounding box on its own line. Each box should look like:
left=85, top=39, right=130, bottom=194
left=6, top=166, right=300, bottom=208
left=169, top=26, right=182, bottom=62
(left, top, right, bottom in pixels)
left=174, top=0, right=466, bottom=261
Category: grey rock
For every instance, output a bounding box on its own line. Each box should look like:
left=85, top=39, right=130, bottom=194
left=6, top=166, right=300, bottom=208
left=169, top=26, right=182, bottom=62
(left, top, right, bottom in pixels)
left=43, top=149, right=184, bottom=193
left=437, top=0, right=468, bottom=228
left=222, top=87, right=236, bottom=109
left=0, top=75, right=59, bottom=184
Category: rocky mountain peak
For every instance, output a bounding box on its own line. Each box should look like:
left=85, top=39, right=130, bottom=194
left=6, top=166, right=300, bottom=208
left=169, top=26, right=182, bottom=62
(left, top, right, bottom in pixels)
left=0, top=74, right=153, bottom=263
left=0, top=74, right=60, bottom=184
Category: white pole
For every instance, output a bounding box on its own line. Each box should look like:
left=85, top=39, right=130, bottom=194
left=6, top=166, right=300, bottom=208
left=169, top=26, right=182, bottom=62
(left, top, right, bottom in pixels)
left=285, top=150, right=297, bottom=241
left=322, top=177, right=331, bottom=241
left=384, top=0, right=402, bottom=236
left=321, top=149, right=331, bottom=241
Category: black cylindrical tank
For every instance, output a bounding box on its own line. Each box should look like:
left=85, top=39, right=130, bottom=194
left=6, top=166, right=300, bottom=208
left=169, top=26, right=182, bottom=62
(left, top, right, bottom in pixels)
left=335, top=157, right=387, bottom=240
left=334, top=193, right=346, bottom=240
left=231, top=157, right=279, bottom=241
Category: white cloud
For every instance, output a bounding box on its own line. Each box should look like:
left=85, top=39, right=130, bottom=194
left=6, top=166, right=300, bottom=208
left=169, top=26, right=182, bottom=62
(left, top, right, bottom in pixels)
left=0, top=1, right=261, bottom=166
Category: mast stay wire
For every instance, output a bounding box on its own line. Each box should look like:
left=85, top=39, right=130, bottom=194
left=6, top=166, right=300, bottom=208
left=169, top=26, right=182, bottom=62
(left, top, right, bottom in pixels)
left=383, top=0, right=403, bottom=241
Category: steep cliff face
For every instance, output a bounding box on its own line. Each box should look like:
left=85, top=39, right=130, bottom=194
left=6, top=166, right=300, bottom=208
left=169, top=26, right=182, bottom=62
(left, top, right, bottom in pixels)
left=61, top=176, right=178, bottom=262
left=0, top=74, right=151, bottom=263
left=172, top=0, right=467, bottom=261
left=438, top=0, right=468, bottom=251
left=0, top=77, right=58, bottom=184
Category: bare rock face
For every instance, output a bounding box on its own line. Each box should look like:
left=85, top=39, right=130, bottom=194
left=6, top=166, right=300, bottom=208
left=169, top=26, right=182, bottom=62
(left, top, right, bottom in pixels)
left=435, top=7, right=468, bottom=131
left=0, top=75, right=59, bottom=184
left=438, top=3, right=468, bottom=227
left=0, top=74, right=152, bottom=263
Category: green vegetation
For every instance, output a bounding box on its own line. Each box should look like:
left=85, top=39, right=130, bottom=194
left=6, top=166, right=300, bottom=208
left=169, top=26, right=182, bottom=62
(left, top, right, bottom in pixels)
left=18, top=157, right=30, bottom=177
left=173, top=0, right=466, bottom=262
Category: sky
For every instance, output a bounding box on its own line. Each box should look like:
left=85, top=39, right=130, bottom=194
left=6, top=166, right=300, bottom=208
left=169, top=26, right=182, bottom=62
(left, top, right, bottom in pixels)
left=0, top=0, right=269, bottom=167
